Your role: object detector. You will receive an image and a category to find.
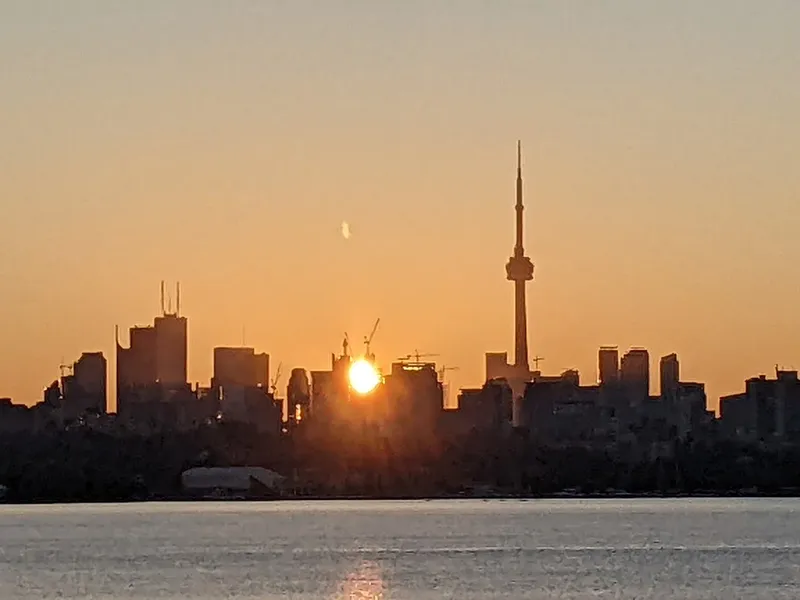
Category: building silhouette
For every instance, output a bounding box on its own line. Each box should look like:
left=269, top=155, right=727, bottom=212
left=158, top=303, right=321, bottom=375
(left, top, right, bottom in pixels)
left=383, top=360, right=443, bottom=433
left=451, top=380, right=513, bottom=434
left=659, top=353, right=680, bottom=400
left=212, top=346, right=269, bottom=389
left=720, top=368, right=800, bottom=442
left=287, top=368, right=311, bottom=426
left=210, top=345, right=277, bottom=432
left=308, top=340, right=353, bottom=423
left=116, top=282, right=189, bottom=417
left=598, top=346, right=619, bottom=385
left=61, top=351, right=107, bottom=417
left=620, top=347, right=650, bottom=405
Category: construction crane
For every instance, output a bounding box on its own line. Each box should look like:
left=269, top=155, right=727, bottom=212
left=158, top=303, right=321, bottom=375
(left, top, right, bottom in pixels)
left=342, top=333, right=350, bottom=358
left=364, top=318, right=380, bottom=362
left=270, top=362, right=283, bottom=396
left=397, top=350, right=440, bottom=363
left=437, top=365, right=460, bottom=381
left=58, top=361, right=73, bottom=378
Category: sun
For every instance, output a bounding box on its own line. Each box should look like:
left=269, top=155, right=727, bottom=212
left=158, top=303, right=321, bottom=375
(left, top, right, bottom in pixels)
left=349, top=358, right=381, bottom=394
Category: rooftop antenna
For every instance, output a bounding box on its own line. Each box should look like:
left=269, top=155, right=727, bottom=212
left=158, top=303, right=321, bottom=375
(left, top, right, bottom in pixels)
left=176, top=281, right=181, bottom=316
left=160, top=280, right=166, bottom=315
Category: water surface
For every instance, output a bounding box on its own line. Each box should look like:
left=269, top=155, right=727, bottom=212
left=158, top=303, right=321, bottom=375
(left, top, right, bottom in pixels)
left=1, top=498, right=799, bottom=598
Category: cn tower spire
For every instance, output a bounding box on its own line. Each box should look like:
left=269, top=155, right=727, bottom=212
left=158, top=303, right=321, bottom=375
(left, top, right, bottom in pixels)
left=505, top=141, right=535, bottom=370
left=515, top=140, right=524, bottom=254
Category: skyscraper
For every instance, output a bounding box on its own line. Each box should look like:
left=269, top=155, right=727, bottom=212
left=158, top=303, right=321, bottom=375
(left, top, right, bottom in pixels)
left=660, top=353, right=680, bottom=400
left=212, top=347, right=269, bottom=389
left=153, top=313, right=187, bottom=388
left=620, top=347, right=650, bottom=405
left=598, top=346, right=620, bottom=385
left=287, top=368, right=310, bottom=425
left=153, top=280, right=187, bottom=388
left=116, top=283, right=189, bottom=415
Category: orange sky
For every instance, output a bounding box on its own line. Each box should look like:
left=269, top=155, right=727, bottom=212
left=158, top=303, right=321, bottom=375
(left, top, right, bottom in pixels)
left=1, top=2, right=799, bottom=412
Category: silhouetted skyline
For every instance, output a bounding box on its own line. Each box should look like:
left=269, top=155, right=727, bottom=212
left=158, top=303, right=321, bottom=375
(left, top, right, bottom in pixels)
left=2, top=3, right=800, bottom=410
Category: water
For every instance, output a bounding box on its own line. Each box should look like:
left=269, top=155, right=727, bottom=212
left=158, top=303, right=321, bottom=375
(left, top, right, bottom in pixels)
left=1, top=499, right=799, bottom=598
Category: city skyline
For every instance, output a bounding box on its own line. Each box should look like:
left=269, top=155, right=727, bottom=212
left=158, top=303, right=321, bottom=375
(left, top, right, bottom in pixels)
left=2, top=2, right=800, bottom=410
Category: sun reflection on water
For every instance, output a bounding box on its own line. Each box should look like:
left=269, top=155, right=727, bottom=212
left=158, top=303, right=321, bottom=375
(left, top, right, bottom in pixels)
left=333, top=560, right=386, bottom=600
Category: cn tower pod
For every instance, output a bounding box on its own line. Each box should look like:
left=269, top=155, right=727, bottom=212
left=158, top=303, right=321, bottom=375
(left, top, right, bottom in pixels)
left=506, top=255, right=534, bottom=281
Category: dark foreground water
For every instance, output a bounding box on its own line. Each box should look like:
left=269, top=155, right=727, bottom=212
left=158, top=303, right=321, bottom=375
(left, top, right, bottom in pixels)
left=1, top=499, right=799, bottom=599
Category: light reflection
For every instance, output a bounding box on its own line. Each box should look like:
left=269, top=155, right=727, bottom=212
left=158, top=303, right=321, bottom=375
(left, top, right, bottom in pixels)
left=333, top=560, right=386, bottom=599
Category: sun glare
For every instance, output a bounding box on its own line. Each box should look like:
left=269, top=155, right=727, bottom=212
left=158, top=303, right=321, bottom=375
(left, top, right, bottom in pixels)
left=349, top=358, right=381, bottom=394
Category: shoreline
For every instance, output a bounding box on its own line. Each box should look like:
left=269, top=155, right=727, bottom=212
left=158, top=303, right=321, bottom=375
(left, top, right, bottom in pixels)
left=5, top=490, right=800, bottom=505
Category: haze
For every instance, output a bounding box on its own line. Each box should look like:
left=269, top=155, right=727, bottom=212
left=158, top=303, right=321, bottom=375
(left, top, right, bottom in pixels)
left=1, top=1, right=799, bottom=411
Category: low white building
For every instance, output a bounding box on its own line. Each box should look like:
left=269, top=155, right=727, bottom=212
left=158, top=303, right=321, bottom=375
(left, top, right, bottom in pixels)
left=181, top=467, right=285, bottom=497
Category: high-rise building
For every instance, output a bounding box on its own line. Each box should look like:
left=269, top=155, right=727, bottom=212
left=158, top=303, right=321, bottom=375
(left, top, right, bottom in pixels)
left=153, top=314, right=188, bottom=388
left=63, top=352, right=107, bottom=415
left=384, top=361, right=443, bottom=432
left=598, top=346, right=619, bottom=385
left=309, top=370, right=333, bottom=418
left=212, top=347, right=269, bottom=389
left=620, top=347, right=650, bottom=404
left=117, top=325, right=157, bottom=390
left=485, top=352, right=511, bottom=382
left=659, top=353, right=680, bottom=400
left=287, top=368, right=310, bottom=425
left=116, top=283, right=189, bottom=415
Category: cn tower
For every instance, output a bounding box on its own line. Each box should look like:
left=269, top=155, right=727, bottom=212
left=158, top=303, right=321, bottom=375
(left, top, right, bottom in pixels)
left=505, top=141, right=534, bottom=372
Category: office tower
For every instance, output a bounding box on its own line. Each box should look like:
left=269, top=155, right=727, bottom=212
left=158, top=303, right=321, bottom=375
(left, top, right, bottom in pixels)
left=287, top=368, right=311, bottom=424
left=68, top=352, right=107, bottom=414
left=116, top=282, right=189, bottom=414
left=659, top=353, right=680, bottom=400
left=620, top=347, right=650, bottom=404
left=598, top=346, right=619, bottom=385
left=153, top=281, right=187, bottom=388
left=212, top=347, right=270, bottom=389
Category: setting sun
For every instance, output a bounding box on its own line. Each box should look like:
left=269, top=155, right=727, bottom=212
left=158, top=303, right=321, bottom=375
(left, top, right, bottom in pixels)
left=349, top=358, right=381, bottom=394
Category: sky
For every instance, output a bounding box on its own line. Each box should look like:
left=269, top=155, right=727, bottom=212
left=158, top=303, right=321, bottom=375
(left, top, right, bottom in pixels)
left=1, top=1, right=799, bottom=411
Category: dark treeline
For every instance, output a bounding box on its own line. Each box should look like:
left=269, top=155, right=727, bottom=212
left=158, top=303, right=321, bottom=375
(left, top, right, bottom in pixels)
left=3, top=424, right=800, bottom=502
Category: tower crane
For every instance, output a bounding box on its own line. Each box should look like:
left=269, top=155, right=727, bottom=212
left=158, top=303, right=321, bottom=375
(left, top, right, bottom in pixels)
left=270, top=362, right=283, bottom=396
left=437, top=365, right=460, bottom=381
left=342, top=333, right=350, bottom=358
left=364, top=318, right=380, bottom=362
left=397, top=350, right=440, bottom=363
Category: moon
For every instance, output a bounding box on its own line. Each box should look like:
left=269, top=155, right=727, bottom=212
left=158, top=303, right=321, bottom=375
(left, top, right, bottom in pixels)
left=341, top=221, right=351, bottom=240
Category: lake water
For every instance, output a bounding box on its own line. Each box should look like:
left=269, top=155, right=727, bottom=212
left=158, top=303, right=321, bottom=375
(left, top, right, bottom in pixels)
left=0, top=499, right=799, bottom=598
